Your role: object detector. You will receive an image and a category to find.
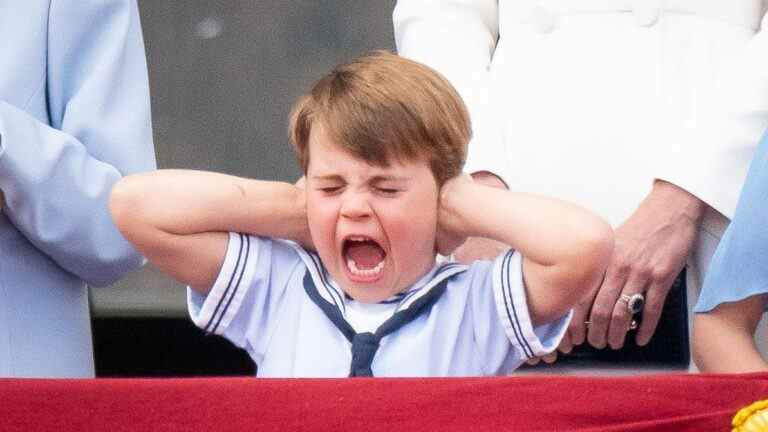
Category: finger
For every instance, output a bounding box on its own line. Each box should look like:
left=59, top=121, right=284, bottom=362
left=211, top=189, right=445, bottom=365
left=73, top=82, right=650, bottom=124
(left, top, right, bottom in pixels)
left=526, top=357, right=541, bottom=366
left=558, top=331, right=574, bottom=354
left=635, top=278, right=673, bottom=346
left=607, top=276, right=646, bottom=349
left=587, top=264, right=628, bottom=349
left=567, top=301, right=591, bottom=347
left=542, top=351, right=558, bottom=364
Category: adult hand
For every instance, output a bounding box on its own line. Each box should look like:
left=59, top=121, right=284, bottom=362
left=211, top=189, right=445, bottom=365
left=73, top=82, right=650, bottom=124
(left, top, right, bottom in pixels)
left=574, top=180, right=704, bottom=350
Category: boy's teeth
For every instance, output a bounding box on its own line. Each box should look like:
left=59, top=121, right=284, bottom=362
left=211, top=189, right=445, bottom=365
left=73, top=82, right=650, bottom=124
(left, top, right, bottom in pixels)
left=346, top=259, right=385, bottom=277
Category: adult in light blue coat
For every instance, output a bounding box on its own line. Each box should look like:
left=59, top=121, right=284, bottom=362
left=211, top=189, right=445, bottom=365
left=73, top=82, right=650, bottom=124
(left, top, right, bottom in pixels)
left=0, top=0, right=156, bottom=377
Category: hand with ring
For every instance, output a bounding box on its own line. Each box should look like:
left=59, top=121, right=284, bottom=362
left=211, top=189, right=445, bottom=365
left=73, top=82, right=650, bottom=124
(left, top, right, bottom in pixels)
left=585, top=315, right=639, bottom=331
left=580, top=180, right=702, bottom=350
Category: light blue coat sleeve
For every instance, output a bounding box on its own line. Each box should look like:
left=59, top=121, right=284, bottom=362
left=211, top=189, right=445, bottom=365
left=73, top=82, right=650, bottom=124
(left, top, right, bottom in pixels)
left=0, top=0, right=156, bottom=287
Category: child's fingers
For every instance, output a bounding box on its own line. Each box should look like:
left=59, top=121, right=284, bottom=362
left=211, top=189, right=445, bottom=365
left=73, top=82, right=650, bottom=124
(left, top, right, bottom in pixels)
left=558, top=332, right=574, bottom=354
left=542, top=351, right=558, bottom=364
left=526, top=357, right=541, bottom=366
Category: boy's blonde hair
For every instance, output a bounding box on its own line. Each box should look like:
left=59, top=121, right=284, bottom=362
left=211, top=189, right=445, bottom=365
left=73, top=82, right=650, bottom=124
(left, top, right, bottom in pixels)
left=289, top=51, right=470, bottom=186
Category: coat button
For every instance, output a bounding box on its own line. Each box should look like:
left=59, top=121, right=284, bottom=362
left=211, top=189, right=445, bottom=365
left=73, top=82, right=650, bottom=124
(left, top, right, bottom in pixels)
left=530, top=5, right=558, bottom=34
left=632, top=0, right=661, bottom=27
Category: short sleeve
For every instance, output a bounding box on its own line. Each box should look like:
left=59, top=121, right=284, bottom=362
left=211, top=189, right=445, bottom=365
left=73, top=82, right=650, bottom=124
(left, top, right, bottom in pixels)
left=468, top=249, right=572, bottom=373
left=187, top=233, right=303, bottom=360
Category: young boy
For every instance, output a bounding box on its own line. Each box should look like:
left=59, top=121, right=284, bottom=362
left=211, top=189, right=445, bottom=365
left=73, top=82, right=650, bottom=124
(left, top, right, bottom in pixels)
left=110, top=51, right=613, bottom=377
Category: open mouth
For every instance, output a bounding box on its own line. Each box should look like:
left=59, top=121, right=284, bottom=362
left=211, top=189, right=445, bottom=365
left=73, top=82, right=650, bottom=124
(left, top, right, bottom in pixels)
left=342, top=235, right=387, bottom=280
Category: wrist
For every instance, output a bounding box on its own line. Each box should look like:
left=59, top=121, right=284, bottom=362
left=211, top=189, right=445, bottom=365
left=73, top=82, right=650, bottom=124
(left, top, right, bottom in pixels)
left=288, top=186, right=310, bottom=243
left=439, top=176, right=477, bottom=238
left=652, top=179, right=705, bottom=223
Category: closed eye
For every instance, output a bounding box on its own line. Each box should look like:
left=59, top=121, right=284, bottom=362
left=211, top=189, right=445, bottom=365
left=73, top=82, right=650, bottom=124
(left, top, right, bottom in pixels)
left=376, top=187, right=400, bottom=196
left=318, top=186, right=343, bottom=195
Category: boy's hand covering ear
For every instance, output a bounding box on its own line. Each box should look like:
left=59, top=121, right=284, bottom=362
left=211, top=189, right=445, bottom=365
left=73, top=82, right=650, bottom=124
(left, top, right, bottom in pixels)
left=451, top=172, right=510, bottom=264
left=436, top=174, right=475, bottom=256
left=293, top=177, right=315, bottom=251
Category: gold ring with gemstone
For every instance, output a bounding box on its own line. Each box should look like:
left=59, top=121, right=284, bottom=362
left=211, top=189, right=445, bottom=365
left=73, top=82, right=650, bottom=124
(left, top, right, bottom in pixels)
left=619, top=293, right=645, bottom=315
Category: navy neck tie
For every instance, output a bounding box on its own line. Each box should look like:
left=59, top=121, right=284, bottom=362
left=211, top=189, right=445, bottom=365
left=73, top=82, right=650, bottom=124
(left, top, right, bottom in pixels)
left=302, top=271, right=449, bottom=377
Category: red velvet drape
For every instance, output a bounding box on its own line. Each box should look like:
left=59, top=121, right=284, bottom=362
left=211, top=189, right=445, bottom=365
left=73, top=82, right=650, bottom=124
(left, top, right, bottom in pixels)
left=2, top=373, right=766, bottom=431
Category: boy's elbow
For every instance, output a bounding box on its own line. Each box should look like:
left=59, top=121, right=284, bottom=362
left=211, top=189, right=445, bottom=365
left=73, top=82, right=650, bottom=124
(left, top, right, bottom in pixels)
left=585, top=220, right=614, bottom=272
left=570, top=220, right=614, bottom=298
left=541, top=221, right=613, bottom=315
left=109, top=176, right=144, bottom=234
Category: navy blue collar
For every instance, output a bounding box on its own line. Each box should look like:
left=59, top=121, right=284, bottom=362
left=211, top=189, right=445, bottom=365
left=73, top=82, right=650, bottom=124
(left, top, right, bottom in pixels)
left=288, top=243, right=467, bottom=318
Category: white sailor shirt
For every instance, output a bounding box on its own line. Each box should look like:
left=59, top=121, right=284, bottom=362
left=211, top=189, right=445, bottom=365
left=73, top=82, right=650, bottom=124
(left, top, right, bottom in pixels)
left=188, top=232, right=571, bottom=377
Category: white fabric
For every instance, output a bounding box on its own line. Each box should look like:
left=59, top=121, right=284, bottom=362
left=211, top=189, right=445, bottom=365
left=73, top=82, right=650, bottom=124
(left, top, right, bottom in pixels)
left=188, top=233, right=571, bottom=377
left=394, top=0, right=768, bottom=225
left=345, top=300, right=398, bottom=334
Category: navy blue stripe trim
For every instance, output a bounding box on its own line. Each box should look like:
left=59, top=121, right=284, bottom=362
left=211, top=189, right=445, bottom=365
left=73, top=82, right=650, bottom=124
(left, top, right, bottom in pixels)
left=307, top=251, right=345, bottom=314
left=309, top=251, right=344, bottom=312
left=396, top=263, right=464, bottom=311
left=378, top=293, right=406, bottom=304
left=302, top=271, right=356, bottom=342
left=210, top=234, right=251, bottom=334
left=501, top=250, right=534, bottom=359
left=205, top=233, right=245, bottom=333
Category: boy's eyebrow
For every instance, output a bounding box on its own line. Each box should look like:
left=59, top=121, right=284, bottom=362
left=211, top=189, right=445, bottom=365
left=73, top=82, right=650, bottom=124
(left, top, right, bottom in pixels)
left=369, top=175, right=410, bottom=183
left=310, top=174, right=411, bottom=183
left=310, top=174, right=344, bottom=182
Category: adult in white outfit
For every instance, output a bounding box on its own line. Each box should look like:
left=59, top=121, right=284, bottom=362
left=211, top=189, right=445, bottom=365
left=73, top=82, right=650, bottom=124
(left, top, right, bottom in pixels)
left=394, top=0, right=768, bottom=362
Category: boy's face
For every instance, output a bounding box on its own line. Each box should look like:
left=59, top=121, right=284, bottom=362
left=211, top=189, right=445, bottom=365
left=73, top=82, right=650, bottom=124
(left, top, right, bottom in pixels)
left=306, top=124, right=439, bottom=303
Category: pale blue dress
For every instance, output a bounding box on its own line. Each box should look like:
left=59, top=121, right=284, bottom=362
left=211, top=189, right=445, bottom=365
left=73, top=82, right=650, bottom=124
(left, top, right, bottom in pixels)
left=695, top=132, right=768, bottom=313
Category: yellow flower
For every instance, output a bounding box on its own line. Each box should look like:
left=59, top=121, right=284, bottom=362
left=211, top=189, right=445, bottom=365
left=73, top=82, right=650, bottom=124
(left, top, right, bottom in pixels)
left=733, top=400, right=768, bottom=432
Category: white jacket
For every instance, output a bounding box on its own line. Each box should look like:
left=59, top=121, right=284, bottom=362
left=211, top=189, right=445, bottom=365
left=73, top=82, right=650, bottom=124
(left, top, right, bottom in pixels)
left=395, top=0, right=768, bottom=225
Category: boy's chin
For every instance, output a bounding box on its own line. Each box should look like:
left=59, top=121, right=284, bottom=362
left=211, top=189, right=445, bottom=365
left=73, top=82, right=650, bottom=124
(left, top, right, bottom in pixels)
left=341, top=281, right=398, bottom=304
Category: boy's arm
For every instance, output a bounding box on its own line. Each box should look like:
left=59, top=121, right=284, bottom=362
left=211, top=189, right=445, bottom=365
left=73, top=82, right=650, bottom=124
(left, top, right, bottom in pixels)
left=439, top=176, right=614, bottom=326
left=693, top=294, right=768, bottom=373
left=110, top=170, right=309, bottom=293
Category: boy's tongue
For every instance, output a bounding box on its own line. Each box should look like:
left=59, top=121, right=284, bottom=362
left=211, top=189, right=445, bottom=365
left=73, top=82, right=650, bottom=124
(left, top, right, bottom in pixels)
left=346, top=241, right=385, bottom=268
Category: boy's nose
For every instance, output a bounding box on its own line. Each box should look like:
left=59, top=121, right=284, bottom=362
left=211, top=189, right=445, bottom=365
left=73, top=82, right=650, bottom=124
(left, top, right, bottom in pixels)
left=340, top=193, right=372, bottom=219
